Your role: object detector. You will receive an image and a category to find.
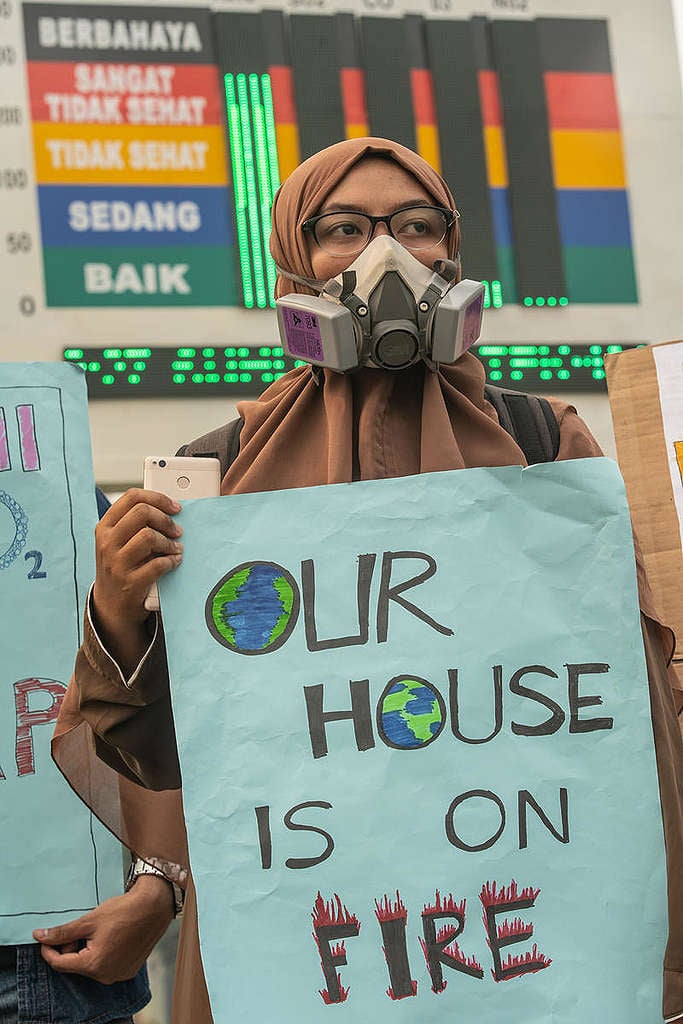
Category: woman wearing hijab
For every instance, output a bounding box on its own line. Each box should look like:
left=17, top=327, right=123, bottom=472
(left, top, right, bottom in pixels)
left=48, top=138, right=683, bottom=1023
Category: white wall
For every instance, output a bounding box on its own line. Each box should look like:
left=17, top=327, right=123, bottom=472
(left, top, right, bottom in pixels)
left=673, top=0, right=683, bottom=91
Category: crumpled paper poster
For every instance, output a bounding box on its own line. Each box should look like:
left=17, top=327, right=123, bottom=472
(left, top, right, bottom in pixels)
left=161, top=457, right=666, bottom=1023
left=0, top=362, right=123, bottom=943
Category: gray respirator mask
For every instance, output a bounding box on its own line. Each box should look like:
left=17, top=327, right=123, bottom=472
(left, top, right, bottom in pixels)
left=275, top=235, right=485, bottom=373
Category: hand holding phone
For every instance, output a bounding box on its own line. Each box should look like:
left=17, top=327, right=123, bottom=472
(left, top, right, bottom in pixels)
left=142, top=456, right=221, bottom=611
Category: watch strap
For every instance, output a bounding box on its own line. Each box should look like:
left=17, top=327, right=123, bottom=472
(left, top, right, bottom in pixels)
left=125, top=856, right=185, bottom=917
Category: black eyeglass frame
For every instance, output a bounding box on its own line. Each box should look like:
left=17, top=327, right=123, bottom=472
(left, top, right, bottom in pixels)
left=301, top=204, right=459, bottom=254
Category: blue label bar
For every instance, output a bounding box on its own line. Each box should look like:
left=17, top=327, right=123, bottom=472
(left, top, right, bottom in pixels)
left=37, top=185, right=234, bottom=247
left=557, top=190, right=633, bottom=248
left=490, top=187, right=514, bottom=248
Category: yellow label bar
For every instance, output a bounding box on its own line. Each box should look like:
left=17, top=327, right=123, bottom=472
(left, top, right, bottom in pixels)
left=551, top=130, right=626, bottom=189
left=274, top=124, right=300, bottom=183
left=675, top=441, right=683, bottom=485
left=484, top=125, right=508, bottom=188
left=32, top=122, right=229, bottom=185
left=346, top=123, right=369, bottom=140
left=416, top=125, right=441, bottom=175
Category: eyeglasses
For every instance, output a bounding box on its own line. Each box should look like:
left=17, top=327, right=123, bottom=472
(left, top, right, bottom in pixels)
left=302, top=204, right=458, bottom=257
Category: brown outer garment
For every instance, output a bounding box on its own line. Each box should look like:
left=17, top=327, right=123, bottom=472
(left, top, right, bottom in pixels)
left=52, top=138, right=683, bottom=1022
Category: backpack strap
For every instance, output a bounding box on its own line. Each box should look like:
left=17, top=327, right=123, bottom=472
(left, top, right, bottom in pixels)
left=484, top=384, right=560, bottom=465
left=176, top=386, right=559, bottom=475
left=176, top=417, right=244, bottom=476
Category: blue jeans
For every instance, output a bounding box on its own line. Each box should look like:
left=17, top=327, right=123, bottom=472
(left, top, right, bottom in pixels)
left=0, top=945, right=149, bottom=1024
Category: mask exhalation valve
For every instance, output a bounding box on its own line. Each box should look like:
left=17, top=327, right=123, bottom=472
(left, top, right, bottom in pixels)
left=367, top=270, right=421, bottom=369
left=372, top=321, right=419, bottom=369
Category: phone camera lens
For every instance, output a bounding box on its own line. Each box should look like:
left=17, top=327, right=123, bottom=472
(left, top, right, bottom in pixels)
left=159, top=459, right=167, bottom=468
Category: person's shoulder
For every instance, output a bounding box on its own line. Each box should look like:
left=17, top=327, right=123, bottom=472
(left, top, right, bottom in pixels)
left=178, top=418, right=244, bottom=476
left=544, top=396, right=603, bottom=459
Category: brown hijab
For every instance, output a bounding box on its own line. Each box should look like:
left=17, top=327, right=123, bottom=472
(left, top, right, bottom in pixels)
left=224, top=136, right=534, bottom=496
left=270, top=136, right=460, bottom=297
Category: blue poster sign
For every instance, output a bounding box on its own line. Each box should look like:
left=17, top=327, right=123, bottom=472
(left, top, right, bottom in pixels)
left=0, top=362, right=123, bottom=943
left=161, top=459, right=666, bottom=1022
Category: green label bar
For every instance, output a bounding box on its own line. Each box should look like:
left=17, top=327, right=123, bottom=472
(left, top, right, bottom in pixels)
left=43, top=245, right=238, bottom=306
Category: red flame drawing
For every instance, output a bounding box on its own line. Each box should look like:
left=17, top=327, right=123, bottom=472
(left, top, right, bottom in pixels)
left=498, top=943, right=552, bottom=979
left=374, top=891, right=408, bottom=923
left=479, top=880, right=551, bottom=981
left=480, top=880, right=540, bottom=907
left=419, top=890, right=482, bottom=989
left=385, top=980, right=418, bottom=1000
left=374, top=892, right=417, bottom=999
left=312, top=892, right=360, bottom=930
left=418, top=934, right=483, bottom=978
left=320, top=985, right=350, bottom=1005
left=423, top=889, right=466, bottom=917
left=496, top=917, right=534, bottom=942
left=311, top=892, right=360, bottom=1005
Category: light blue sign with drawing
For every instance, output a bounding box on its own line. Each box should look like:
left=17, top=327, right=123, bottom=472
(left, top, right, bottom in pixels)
left=161, top=458, right=667, bottom=1023
left=0, top=362, right=123, bottom=943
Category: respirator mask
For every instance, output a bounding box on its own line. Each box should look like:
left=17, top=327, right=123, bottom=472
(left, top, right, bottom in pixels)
left=275, top=235, right=485, bottom=373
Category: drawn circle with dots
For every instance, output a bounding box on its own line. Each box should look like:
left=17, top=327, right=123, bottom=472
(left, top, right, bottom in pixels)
left=0, top=489, right=29, bottom=570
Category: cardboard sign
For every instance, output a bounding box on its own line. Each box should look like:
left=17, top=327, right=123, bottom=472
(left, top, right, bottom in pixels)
left=606, top=340, right=683, bottom=691
left=0, top=362, right=123, bottom=943
left=160, top=459, right=666, bottom=1023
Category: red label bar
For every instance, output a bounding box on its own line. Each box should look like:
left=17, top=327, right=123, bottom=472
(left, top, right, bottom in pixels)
left=410, top=68, right=436, bottom=126
left=27, top=61, right=223, bottom=125
left=340, top=68, right=368, bottom=128
left=478, top=70, right=503, bottom=128
left=544, top=72, right=620, bottom=131
left=268, top=65, right=297, bottom=126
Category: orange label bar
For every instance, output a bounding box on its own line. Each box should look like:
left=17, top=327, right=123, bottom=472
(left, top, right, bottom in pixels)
left=274, top=123, right=299, bottom=183
left=416, top=124, right=441, bottom=174
left=551, top=130, right=625, bottom=188
left=484, top=125, right=508, bottom=188
left=32, top=122, right=228, bottom=185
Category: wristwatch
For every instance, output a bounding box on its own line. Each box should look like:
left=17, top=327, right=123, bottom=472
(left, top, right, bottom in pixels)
left=125, top=856, right=185, bottom=918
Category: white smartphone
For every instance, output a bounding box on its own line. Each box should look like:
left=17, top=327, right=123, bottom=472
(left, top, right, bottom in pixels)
left=142, top=455, right=221, bottom=612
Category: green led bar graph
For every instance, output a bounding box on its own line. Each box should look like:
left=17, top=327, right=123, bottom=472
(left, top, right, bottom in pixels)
left=62, top=343, right=644, bottom=397
left=225, top=73, right=280, bottom=309
left=482, top=280, right=504, bottom=309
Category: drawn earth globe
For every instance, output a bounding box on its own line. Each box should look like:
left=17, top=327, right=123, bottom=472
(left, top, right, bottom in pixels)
left=206, top=561, right=300, bottom=654
left=378, top=676, right=447, bottom=749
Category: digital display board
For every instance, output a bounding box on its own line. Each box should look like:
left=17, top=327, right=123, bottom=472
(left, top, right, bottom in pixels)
left=62, top=342, right=644, bottom=397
